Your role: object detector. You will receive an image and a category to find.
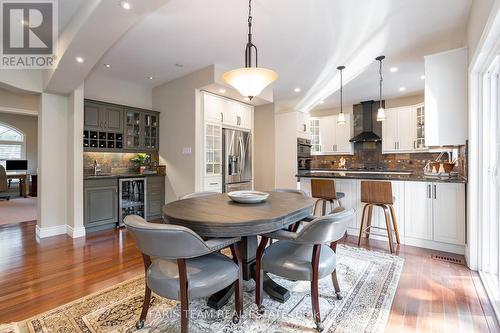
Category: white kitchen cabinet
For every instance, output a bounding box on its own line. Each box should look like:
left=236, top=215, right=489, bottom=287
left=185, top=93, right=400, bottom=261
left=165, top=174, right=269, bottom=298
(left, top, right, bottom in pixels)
left=382, top=107, right=416, bottom=153
left=297, top=112, right=310, bottom=139
left=204, top=93, right=224, bottom=124
left=204, top=176, right=223, bottom=193
left=204, top=123, right=222, bottom=177
left=315, top=114, right=353, bottom=155
left=424, top=47, right=467, bottom=146
left=203, top=92, right=253, bottom=130
left=432, top=183, right=466, bottom=245
left=334, top=179, right=360, bottom=229
left=319, top=116, right=336, bottom=153
left=404, top=182, right=433, bottom=241
left=404, top=181, right=465, bottom=246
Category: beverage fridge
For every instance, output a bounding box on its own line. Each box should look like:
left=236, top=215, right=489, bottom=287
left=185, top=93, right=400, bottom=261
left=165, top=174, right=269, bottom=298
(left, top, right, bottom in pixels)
left=118, top=178, right=147, bottom=227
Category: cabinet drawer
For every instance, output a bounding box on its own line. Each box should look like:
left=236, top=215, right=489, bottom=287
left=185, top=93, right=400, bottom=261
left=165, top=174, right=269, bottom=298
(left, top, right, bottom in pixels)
left=84, top=178, right=118, bottom=188
left=204, top=177, right=222, bottom=192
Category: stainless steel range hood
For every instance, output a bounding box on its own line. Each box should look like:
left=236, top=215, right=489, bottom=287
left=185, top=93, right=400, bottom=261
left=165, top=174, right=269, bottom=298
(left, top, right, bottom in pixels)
left=350, top=100, right=383, bottom=143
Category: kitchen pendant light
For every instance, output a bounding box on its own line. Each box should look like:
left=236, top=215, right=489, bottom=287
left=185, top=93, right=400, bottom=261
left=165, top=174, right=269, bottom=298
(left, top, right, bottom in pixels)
left=337, top=65, right=346, bottom=125
left=222, top=0, right=278, bottom=100
left=376, top=55, right=386, bottom=121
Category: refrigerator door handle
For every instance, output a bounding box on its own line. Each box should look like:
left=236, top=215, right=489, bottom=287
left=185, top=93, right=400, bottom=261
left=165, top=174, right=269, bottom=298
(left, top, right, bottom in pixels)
left=238, top=133, right=245, bottom=177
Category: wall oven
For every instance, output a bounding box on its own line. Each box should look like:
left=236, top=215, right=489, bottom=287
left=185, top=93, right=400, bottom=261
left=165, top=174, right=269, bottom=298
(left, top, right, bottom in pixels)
left=297, top=138, right=312, bottom=171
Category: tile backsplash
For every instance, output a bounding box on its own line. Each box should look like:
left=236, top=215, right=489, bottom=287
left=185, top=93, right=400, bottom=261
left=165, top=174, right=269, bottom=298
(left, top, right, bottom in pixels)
left=311, top=142, right=467, bottom=179
left=83, top=152, right=159, bottom=176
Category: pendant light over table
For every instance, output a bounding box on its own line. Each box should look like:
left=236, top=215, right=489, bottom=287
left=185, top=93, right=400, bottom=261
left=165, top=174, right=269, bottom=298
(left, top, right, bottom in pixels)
left=376, top=55, right=386, bottom=121
left=222, top=0, right=278, bottom=100
left=337, top=65, right=346, bottom=125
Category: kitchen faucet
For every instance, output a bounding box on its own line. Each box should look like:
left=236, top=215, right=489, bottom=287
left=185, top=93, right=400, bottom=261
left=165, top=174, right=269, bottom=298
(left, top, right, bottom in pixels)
left=93, top=160, right=101, bottom=176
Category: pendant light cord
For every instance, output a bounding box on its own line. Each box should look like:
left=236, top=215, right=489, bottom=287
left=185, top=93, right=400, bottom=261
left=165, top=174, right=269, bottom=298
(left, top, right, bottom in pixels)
left=379, top=58, right=383, bottom=104
left=340, top=68, right=343, bottom=114
left=245, top=0, right=258, bottom=68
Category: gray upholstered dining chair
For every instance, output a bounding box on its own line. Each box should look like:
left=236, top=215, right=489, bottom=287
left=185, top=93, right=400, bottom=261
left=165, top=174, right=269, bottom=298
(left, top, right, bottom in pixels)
left=0, top=165, right=10, bottom=201
left=179, top=191, right=218, bottom=200
left=124, top=215, right=243, bottom=333
left=255, top=208, right=354, bottom=332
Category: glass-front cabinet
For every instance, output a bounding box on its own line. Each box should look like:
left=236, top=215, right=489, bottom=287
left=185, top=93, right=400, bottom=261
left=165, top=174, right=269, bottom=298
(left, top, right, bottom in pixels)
left=144, top=113, right=158, bottom=150
left=125, top=110, right=142, bottom=149
left=205, top=123, right=222, bottom=176
left=415, top=104, right=426, bottom=149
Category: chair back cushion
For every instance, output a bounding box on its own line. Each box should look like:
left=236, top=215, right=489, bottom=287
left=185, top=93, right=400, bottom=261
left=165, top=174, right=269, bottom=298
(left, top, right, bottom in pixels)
left=361, top=181, right=393, bottom=204
left=0, top=165, right=8, bottom=192
left=124, top=215, right=211, bottom=259
left=311, top=179, right=337, bottom=200
left=296, top=208, right=354, bottom=244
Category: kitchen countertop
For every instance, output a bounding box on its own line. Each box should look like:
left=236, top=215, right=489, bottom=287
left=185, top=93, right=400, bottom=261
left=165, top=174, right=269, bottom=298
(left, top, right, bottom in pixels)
left=296, top=170, right=467, bottom=183
left=84, top=173, right=165, bottom=180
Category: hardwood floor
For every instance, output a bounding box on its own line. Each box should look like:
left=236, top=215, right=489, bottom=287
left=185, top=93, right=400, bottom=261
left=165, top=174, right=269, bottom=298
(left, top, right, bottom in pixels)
left=0, top=221, right=498, bottom=332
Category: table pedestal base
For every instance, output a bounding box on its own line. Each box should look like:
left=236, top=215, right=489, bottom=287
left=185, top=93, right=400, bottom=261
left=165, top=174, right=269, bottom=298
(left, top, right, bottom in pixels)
left=207, top=236, right=290, bottom=310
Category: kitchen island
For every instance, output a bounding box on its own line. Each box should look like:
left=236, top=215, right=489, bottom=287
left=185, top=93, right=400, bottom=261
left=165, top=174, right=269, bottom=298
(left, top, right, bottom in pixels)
left=297, top=170, right=466, bottom=254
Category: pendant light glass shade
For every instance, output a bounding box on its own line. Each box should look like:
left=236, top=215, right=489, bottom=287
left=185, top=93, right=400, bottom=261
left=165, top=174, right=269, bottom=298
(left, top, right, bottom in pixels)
left=222, top=0, right=278, bottom=100
left=337, top=111, right=346, bottom=125
left=377, top=107, right=386, bottom=121
left=222, top=67, right=278, bottom=99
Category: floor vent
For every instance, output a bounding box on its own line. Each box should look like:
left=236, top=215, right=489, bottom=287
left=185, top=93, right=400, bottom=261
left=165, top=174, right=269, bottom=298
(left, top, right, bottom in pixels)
left=432, top=254, right=465, bottom=265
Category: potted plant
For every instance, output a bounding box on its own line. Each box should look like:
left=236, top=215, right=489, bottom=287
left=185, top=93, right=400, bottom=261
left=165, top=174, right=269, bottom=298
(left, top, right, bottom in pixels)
left=130, top=153, right=149, bottom=174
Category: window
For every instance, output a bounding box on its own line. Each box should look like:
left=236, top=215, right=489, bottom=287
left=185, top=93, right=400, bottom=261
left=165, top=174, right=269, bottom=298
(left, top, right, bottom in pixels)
left=0, top=123, right=25, bottom=168
left=310, top=118, right=321, bottom=153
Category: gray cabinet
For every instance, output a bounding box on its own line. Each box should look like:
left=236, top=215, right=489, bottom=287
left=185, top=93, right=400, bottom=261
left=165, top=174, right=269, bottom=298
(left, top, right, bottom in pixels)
left=103, top=105, right=123, bottom=132
left=146, top=176, right=165, bottom=220
left=84, top=102, right=102, bottom=131
left=84, top=179, right=118, bottom=232
left=124, top=108, right=160, bottom=151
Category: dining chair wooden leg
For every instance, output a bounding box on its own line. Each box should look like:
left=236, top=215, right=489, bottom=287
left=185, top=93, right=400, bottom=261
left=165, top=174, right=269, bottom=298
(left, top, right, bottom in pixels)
left=230, top=244, right=243, bottom=322
left=328, top=242, right=342, bottom=300
left=389, top=205, right=401, bottom=244
left=177, top=258, right=189, bottom=333
left=136, top=254, right=152, bottom=329
left=255, top=236, right=268, bottom=313
left=358, top=204, right=369, bottom=246
left=382, top=206, right=394, bottom=253
left=365, top=205, right=373, bottom=239
left=311, top=244, right=323, bottom=332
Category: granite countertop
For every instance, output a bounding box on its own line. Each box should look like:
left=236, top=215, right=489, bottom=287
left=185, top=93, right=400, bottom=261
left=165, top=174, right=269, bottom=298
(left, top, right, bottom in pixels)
left=84, top=173, right=165, bottom=180
left=296, top=170, right=467, bottom=184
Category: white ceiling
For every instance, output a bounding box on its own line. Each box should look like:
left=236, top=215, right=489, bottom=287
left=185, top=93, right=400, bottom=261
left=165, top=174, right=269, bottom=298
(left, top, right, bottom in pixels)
left=81, top=0, right=471, bottom=111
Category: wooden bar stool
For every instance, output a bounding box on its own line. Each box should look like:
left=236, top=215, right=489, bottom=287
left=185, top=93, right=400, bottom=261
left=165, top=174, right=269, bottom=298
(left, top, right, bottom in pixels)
left=311, top=179, right=345, bottom=216
left=357, top=181, right=400, bottom=253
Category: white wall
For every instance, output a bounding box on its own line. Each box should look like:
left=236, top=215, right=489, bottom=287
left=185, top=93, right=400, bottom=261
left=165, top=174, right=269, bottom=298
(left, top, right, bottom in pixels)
left=38, top=93, right=69, bottom=233
left=67, top=85, right=85, bottom=237
left=467, top=0, right=496, bottom=61
left=84, top=72, right=153, bottom=109
left=153, top=66, right=214, bottom=202
left=275, top=111, right=299, bottom=189
left=254, top=103, right=276, bottom=191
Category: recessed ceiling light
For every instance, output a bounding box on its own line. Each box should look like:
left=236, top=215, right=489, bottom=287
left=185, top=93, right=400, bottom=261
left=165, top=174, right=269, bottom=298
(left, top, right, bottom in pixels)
left=294, top=87, right=301, bottom=93
left=119, top=1, right=131, bottom=10
left=148, top=76, right=154, bottom=80
left=76, top=57, right=84, bottom=63
left=319, top=100, right=325, bottom=104
left=399, top=87, right=406, bottom=92
left=390, top=67, right=398, bottom=73
left=104, top=64, right=111, bottom=68
left=219, top=89, right=226, bottom=93
left=420, top=75, right=426, bottom=80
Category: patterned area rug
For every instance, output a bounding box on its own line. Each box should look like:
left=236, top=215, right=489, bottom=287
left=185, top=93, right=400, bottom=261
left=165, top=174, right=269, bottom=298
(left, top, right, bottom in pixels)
left=16, top=245, right=403, bottom=333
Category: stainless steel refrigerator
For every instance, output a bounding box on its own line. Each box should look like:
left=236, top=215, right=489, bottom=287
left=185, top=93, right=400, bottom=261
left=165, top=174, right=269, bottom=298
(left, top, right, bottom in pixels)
left=223, top=128, right=252, bottom=192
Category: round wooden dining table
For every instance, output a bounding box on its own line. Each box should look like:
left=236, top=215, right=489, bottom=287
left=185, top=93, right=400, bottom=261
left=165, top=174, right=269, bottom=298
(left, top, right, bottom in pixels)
left=162, top=191, right=316, bottom=309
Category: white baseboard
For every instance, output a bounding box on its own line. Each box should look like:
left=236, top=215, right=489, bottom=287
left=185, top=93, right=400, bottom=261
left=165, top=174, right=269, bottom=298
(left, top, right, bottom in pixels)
left=66, top=225, right=86, bottom=238
left=35, top=224, right=86, bottom=239
left=346, top=228, right=465, bottom=255
left=35, top=224, right=67, bottom=238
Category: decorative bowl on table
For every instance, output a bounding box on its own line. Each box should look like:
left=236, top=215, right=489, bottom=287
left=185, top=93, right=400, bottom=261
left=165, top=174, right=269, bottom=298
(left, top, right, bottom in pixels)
left=227, top=191, right=269, bottom=204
